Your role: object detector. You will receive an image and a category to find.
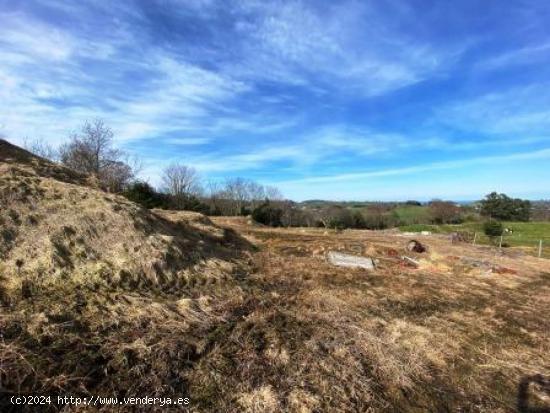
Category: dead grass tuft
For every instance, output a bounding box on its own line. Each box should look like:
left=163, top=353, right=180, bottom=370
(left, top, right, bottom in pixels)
left=237, top=385, right=280, bottom=412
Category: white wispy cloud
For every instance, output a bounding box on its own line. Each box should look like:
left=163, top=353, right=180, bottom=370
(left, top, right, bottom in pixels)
left=2, top=0, right=549, bottom=201
left=163, top=137, right=212, bottom=146
left=270, top=147, right=550, bottom=200
left=0, top=10, right=263, bottom=146
left=138, top=125, right=447, bottom=178
left=224, top=0, right=461, bottom=96
left=0, top=0, right=468, bottom=148
left=476, top=42, right=550, bottom=71
left=0, top=12, right=75, bottom=61
left=274, top=147, right=550, bottom=186
left=307, top=125, right=445, bottom=155
left=433, top=83, right=550, bottom=137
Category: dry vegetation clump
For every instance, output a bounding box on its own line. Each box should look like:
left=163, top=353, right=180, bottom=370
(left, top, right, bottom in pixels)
left=0, top=163, right=250, bottom=301
left=0, top=142, right=253, bottom=411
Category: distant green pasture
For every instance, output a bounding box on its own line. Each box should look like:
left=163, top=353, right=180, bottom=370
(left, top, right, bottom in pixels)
left=399, top=221, right=550, bottom=258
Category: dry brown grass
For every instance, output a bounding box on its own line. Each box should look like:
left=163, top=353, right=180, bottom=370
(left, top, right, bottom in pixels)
left=0, top=142, right=253, bottom=411
left=188, top=217, right=550, bottom=412
left=1, top=142, right=549, bottom=412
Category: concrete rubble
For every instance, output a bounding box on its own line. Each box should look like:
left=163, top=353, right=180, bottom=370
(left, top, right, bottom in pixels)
left=327, top=251, right=375, bottom=270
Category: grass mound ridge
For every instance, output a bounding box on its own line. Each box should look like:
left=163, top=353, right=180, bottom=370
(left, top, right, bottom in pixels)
left=0, top=164, right=249, bottom=300
left=0, top=141, right=252, bottom=410
left=0, top=139, right=92, bottom=187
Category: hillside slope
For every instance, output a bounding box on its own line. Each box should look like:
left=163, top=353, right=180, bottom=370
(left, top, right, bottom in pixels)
left=0, top=140, right=252, bottom=410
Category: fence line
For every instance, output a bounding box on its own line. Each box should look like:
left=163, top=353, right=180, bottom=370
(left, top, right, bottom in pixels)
left=468, top=232, right=548, bottom=258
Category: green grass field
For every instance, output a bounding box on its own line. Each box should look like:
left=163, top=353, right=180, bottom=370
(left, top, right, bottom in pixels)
left=393, top=205, right=432, bottom=225
left=399, top=221, right=550, bottom=258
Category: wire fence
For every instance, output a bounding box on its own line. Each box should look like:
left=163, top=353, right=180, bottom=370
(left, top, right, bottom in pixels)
left=459, top=232, right=550, bottom=258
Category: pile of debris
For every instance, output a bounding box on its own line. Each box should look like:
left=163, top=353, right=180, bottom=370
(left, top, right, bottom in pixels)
left=327, top=239, right=429, bottom=271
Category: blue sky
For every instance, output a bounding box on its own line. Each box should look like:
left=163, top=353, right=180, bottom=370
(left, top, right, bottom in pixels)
left=1, top=0, right=550, bottom=201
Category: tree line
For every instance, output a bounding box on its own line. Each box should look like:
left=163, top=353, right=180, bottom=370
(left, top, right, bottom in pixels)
left=124, top=174, right=285, bottom=216
left=249, top=193, right=534, bottom=229
left=24, top=119, right=284, bottom=216
left=24, top=119, right=535, bottom=227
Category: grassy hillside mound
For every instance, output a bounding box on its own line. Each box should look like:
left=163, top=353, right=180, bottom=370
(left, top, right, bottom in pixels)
left=0, top=139, right=92, bottom=187
left=0, top=140, right=252, bottom=410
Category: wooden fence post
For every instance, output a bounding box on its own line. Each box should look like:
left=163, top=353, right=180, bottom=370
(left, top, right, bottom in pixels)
left=472, top=232, right=477, bottom=245
left=499, top=235, right=503, bottom=249
left=539, top=240, right=543, bottom=258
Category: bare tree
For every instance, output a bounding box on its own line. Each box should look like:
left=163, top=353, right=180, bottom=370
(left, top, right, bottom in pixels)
left=247, top=181, right=266, bottom=210
left=317, top=206, right=336, bottom=228
left=318, top=205, right=354, bottom=229
left=280, top=200, right=302, bottom=227
left=101, top=161, right=134, bottom=193
left=59, top=119, right=136, bottom=192
left=224, top=177, right=250, bottom=215
left=204, top=180, right=226, bottom=215
left=23, top=138, right=58, bottom=161
left=60, top=120, right=117, bottom=174
left=363, top=204, right=394, bottom=229
left=265, top=185, right=283, bottom=201
left=162, top=163, right=201, bottom=208
left=203, top=179, right=285, bottom=216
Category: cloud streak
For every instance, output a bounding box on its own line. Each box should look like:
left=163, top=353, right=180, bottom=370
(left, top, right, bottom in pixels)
left=275, top=147, right=550, bottom=186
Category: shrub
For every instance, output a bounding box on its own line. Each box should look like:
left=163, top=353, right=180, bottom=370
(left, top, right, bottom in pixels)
left=352, top=211, right=367, bottom=229
left=483, top=221, right=503, bottom=237
left=252, top=202, right=283, bottom=227
left=429, top=200, right=463, bottom=224
left=123, top=181, right=168, bottom=209
left=239, top=206, right=251, bottom=216
left=123, top=182, right=211, bottom=213
left=177, top=195, right=211, bottom=214
left=326, top=210, right=355, bottom=229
